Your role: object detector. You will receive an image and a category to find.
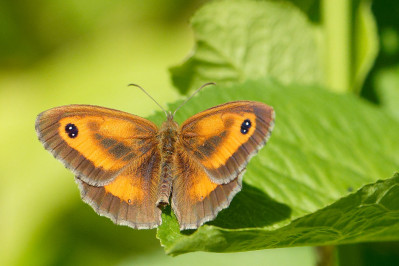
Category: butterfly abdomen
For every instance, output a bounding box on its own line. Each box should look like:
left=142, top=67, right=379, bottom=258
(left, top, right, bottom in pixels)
left=156, top=118, right=179, bottom=207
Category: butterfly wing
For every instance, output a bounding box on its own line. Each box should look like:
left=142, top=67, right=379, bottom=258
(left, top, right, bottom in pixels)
left=36, top=105, right=162, bottom=228
left=75, top=151, right=162, bottom=229
left=179, top=101, right=274, bottom=184
left=172, top=101, right=274, bottom=230
left=35, top=105, right=158, bottom=186
left=172, top=146, right=243, bottom=230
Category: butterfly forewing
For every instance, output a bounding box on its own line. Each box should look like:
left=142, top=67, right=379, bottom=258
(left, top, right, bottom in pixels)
left=35, top=105, right=158, bottom=186
left=179, top=101, right=275, bottom=184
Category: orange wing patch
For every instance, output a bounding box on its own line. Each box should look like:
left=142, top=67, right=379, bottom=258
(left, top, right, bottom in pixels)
left=191, top=112, right=257, bottom=169
left=104, top=171, right=145, bottom=204
left=188, top=167, right=218, bottom=201
left=58, top=116, right=139, bottom=171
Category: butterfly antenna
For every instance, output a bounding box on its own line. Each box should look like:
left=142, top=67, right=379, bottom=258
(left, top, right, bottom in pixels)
left=128, top=84, right=168, bottom=117
left=172, top=82, right=215, bottom=117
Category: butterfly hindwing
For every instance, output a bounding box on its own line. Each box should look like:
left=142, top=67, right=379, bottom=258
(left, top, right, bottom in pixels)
left=76, top=149, right=162, bottom=229
left=171, top=146, right=243, bottom=230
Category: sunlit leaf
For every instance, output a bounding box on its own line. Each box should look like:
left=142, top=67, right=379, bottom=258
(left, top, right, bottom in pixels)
left=170, top=0, right=323, bottom=94
left=155, top=79, right=399, bottom=255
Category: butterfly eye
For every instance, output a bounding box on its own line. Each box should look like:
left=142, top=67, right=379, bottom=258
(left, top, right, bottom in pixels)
left=65, top=123, right=78, bottom=138
left=240, top=119, right=251, bottom=134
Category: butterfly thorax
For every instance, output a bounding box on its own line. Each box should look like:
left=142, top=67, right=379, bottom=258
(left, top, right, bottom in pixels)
left=155, top=117, right=179, bottom=207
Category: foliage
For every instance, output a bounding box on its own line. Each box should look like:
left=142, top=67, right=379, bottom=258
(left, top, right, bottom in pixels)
left=154, top=0, right=399, bottom=257
left=1, top=0, right=398, bottom=264
left=155, top=80, right=399, bottom=255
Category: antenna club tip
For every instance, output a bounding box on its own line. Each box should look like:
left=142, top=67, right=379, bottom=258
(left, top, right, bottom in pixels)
left=202, top=82, right=216, bottom=87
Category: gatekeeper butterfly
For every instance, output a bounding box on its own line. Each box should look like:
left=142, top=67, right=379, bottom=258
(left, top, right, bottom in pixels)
left=35, top=84, right=275, bottom=230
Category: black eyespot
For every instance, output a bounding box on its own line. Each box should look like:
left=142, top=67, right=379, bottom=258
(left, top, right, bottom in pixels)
left=240, top=119, right=251, bottom=134
left=65, top=123, right=78, bottom=138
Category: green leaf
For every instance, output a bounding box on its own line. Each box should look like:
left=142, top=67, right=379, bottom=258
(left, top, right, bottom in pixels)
left=170, top=0, right=323, bottom=94
left=171, top=0, right=379, bottom=95
left=162, top=173, right=399, bottom=255
left=154, top=79, right=399, bottom=255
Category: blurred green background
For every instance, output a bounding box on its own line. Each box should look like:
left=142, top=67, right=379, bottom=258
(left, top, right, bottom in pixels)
left=0, top=0, right=315, bottom=265
left=1, top=0, right=398, bottom=265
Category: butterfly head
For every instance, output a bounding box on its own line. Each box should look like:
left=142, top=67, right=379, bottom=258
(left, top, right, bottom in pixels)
left=160, top=112, right=179, bottom=133
left=167, top=111, right=174, bottom=120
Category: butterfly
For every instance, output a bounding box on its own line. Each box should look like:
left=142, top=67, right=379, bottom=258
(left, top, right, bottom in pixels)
left=35, top=85, right=275, bottom=230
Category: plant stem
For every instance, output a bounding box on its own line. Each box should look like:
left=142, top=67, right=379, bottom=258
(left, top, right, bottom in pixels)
left=323, top=0, right=351, bottom=93
left=316, top=246, right=336, bottom=266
